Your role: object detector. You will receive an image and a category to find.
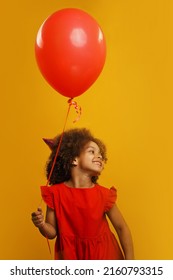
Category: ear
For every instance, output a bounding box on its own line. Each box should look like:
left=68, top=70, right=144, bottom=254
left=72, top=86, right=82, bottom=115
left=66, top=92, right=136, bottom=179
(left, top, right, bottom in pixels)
left=72, top=158, right=78, bottom=166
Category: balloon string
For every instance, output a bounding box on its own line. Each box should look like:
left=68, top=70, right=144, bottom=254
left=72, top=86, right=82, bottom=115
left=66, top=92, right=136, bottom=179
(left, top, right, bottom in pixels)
left=46, top=98, right=81, bottom=185
left=46, top=99, right=72, bottom=186
left=42, top=99, right=72, bottom=259
left=46, top=235, right=53, bottom=258
left=42, top=97, right=81, bottom=258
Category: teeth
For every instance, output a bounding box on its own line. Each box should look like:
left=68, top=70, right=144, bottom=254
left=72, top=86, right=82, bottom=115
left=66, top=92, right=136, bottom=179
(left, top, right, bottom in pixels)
left=94, top=162, right=101, bottom=166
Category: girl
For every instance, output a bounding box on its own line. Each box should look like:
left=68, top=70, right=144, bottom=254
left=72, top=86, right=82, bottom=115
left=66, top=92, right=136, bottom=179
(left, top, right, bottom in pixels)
left=32, top=128, right=134, bottom=260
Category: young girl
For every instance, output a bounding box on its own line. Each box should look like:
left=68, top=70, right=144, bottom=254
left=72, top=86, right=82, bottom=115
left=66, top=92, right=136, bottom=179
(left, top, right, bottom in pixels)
left=32, top=128, right=134, bottom=260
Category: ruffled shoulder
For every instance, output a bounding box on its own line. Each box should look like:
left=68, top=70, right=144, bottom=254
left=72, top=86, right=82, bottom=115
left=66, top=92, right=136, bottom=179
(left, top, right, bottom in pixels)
left=104, top=186, right=117, bottom=212
left=40, top=186, right=54, bottom=209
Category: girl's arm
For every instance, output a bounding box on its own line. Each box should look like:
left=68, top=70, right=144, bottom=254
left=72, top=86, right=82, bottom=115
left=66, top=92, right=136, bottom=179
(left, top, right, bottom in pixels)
left=32, top=207, right=57, bottom=239
left=106, top=204, right=134, bottom=260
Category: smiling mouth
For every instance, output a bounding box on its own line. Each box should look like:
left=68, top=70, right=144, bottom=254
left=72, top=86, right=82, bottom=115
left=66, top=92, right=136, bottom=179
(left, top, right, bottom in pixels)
left=93, top=161, right=102, bottom=167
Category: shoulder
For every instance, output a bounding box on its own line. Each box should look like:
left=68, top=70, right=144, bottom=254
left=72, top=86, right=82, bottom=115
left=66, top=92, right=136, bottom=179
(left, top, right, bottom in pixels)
left=41, top=183, right=64, bottom=194
left=40, top=183, right=65, bottom=209
left=50, top=183, right=63, bottom=190
left=96, top=184, right=117, bottom=195
left=96, top=184, right=117, bottom=212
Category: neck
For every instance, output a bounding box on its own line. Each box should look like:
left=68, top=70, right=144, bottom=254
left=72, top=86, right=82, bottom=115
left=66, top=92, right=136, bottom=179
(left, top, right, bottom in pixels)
left=65, top=175, right=94, bottom=189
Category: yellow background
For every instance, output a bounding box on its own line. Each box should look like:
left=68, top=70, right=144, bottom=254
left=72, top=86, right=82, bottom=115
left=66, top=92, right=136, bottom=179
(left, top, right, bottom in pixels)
left=0, top=0, right=173, bottom=259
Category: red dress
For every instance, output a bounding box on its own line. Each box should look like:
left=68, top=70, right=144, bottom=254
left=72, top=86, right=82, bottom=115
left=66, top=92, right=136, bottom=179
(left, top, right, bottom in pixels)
left=41, top=183, right=124, bottom=260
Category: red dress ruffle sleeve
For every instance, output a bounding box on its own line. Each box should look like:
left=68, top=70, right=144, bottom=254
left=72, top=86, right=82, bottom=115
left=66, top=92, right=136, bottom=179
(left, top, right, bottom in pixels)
left=40, top=186, right=54, bottom=209
left=104, top=186, right=117, bottom=212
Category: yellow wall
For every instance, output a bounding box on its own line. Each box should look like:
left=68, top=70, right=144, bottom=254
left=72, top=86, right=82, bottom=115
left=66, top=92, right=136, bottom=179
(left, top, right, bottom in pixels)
left=0, top=0, right=173, bottom=259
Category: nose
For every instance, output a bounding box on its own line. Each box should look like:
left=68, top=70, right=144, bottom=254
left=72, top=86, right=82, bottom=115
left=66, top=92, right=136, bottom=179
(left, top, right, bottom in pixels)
left=97, top=154, right=102, bottom=160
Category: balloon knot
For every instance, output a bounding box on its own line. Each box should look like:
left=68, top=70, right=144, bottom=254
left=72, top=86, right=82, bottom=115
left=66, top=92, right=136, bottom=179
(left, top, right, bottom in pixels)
left=68, top=98, right=81, bottom=123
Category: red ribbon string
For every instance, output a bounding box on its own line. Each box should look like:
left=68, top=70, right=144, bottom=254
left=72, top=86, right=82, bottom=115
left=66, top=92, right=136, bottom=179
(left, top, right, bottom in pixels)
left=43, top=98, right=81, bottom=258
left=46, top=98, right=81, bottom=186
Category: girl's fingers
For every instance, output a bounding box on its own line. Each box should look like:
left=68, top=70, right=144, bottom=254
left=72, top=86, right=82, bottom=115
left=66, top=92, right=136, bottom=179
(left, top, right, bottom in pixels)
left=31, top=208, right=44, bottom=227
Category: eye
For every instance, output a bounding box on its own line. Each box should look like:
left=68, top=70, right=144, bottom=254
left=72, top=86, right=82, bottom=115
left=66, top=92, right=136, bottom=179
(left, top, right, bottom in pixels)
left=88, top=149, right=94, bottom=154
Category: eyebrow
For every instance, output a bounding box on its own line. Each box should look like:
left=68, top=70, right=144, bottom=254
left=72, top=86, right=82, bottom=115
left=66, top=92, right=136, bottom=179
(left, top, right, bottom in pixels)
left=86, top=145, right=100, bottom=152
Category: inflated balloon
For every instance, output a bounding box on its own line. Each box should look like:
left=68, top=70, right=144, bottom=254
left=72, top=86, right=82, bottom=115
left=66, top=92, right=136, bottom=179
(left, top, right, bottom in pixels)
left=35, top=8, right=106, bottom=98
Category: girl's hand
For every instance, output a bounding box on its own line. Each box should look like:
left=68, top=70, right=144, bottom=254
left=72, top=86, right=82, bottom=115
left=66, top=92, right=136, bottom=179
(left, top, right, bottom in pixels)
left=31, top=207, right=45, bottom=228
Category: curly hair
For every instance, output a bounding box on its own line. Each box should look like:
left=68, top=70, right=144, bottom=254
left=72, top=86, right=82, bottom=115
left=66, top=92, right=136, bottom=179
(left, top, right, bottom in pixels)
left=46, top=128, right=107, bottom=185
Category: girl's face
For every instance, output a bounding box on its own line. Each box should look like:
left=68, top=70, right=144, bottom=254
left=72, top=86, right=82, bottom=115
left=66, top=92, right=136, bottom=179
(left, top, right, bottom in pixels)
left=75, top=141, right=105, bottom=176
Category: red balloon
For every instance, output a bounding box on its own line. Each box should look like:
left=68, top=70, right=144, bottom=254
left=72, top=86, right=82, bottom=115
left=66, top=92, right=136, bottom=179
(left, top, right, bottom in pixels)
left=35, top=8, right=106, bottom=98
